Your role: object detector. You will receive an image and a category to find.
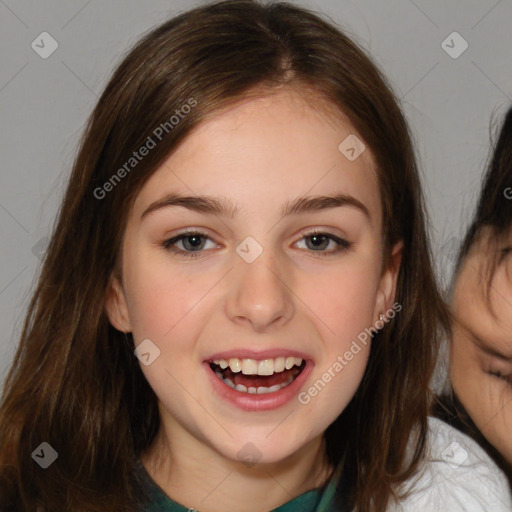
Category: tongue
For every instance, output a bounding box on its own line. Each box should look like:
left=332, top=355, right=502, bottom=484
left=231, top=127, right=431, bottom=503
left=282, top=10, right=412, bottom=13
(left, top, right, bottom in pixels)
left=222, top=367, right=300, bottom=388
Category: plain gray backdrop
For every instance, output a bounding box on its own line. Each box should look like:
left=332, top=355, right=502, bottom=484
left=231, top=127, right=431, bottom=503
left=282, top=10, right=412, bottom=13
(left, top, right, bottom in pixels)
left=1, top=0, right=511, bottom=385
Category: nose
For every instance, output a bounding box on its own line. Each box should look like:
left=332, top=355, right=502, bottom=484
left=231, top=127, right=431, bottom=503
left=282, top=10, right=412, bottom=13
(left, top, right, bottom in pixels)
left=225, top=249, right=295, bottom=332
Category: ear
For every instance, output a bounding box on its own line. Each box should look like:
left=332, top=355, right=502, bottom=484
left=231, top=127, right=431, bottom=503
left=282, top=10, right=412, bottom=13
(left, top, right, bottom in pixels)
left=104, top=274, right=132, bottom=333
left=373, top=240, right=403, bottom=322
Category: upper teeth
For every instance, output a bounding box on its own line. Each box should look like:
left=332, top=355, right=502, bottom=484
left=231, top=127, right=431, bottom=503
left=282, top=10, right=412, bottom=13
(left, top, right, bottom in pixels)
left=212, top=357, right=303, bottom=376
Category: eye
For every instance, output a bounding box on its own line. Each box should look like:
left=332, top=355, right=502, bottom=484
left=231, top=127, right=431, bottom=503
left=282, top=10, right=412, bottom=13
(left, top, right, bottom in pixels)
left=295, top=230, right=352, bottom=256
left=488, top=369, right=512, bottom=387
left=160, top=229, right=352, bottom=259
left=499, top=246, right=512, bottom=263
left=161, top=230, right=218, bottom=258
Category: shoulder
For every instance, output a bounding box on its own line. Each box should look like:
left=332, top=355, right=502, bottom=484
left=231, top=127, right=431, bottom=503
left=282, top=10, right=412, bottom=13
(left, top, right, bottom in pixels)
left=390, top=416, right=512, bottom=512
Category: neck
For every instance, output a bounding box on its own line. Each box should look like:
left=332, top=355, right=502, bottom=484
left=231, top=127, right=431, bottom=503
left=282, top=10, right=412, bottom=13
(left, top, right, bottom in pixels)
left=141, top=420, right=334, bottom=512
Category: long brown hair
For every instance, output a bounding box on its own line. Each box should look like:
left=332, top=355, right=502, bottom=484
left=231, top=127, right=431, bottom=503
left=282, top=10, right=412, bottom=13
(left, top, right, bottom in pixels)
left=0, top=1, right=449, bottom=510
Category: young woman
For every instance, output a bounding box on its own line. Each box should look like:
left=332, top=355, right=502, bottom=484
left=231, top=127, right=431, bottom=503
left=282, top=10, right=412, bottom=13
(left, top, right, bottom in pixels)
left=435, top=106, right=512, bottom=484
left=0, top=1, right=509, bottom=511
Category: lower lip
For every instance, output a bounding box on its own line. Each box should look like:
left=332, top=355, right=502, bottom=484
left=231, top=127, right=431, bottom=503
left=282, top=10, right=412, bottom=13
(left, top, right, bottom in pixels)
left=203, top=360, right=313, bottom=411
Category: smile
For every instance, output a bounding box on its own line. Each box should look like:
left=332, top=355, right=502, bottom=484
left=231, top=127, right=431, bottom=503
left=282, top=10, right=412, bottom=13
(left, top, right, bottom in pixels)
left=209, top=357, right=306, bottom=395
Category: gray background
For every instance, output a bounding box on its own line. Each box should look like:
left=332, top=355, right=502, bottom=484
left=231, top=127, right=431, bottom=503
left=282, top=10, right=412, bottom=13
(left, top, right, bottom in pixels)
left=1, top=0, right=511, bottom=384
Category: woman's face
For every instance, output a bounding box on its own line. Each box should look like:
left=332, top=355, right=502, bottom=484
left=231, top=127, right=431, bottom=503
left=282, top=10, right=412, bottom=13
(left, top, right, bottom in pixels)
left=451, top=229, right=512, bottom=463
left=106, top=88, right=401, bottom=466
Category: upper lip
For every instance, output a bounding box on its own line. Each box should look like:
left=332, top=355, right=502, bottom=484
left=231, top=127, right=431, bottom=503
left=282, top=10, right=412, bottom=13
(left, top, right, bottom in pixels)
left=205, top=349, right=312, bottom=362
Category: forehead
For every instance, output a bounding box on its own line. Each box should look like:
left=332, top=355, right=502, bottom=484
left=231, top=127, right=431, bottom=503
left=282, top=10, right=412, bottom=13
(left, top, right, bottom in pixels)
left=131, top=88, right=381, bottom=226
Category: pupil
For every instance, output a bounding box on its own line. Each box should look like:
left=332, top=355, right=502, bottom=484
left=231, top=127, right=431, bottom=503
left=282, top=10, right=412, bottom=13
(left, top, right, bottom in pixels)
left=308, top=234, right=328, bottom=250
left=184, top=235, right=204, bottom=250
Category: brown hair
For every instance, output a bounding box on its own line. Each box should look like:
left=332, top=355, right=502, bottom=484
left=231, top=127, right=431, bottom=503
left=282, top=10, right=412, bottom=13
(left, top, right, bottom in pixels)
left=451, top=105, right=512, bottom=303
left=0, top=1, right=449, bottom=510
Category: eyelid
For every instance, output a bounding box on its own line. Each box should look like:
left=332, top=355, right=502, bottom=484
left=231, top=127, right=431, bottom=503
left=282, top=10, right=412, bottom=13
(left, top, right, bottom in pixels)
left=487, top=369, right=512, bottom=387
left=293, top=228, right=352, bottom=253
left=485, top=360, right=512, bottom=383
left=161, top=228, right=217, bottom=245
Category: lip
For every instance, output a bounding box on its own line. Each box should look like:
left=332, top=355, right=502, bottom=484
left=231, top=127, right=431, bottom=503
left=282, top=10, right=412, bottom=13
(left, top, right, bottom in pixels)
left=204, top=358, right=314, bottom=412
left=204, top=349, right=312, bottom=362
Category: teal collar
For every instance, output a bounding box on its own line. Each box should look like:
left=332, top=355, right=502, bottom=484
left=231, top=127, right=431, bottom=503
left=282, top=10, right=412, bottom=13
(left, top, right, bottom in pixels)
left=138, top=458, right=342, bottom=512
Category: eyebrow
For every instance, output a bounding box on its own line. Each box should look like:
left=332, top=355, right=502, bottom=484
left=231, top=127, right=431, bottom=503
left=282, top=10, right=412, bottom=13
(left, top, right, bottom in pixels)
left=140, top=192, right=371, bottom=222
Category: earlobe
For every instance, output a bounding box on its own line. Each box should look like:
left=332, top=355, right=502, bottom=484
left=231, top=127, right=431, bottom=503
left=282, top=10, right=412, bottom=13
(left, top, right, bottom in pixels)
left=374, top=240, right=403, bottom=321
left=104, top=275, right=132, bottom=333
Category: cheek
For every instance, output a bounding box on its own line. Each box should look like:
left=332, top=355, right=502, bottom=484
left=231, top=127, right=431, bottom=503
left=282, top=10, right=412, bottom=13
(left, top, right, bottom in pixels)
left=452, top=344, right=512, bottom=433
left=297, top=263, right=377, bottom=417
left=298, top=330, right=371, bottom=434
left=124, top=255, right=209, bottom=340
left=452, top=341, right=484, bottom=406
left=465, top=375, right=512, bottom=462
left=305, top=259, right=380, bottom=340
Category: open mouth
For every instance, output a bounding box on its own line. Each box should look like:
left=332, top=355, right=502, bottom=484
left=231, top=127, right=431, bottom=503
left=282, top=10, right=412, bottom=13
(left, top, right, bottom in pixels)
left=208, top=357, right=307, bottom=395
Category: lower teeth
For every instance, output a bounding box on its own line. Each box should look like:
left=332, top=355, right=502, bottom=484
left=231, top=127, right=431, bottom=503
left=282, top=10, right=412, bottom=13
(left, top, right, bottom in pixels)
left=213, top=370, right=295, bottom=394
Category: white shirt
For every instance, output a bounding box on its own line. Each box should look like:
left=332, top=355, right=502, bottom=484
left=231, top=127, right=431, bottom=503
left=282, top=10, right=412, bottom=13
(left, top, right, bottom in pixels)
left=389, top=416, right=512, bottom=511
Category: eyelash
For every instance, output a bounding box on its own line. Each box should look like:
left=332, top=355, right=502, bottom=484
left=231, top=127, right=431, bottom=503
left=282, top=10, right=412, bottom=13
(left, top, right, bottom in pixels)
left=161, top=229, right=352, bottom=259
left=488, top=369, right=512, bottom=387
